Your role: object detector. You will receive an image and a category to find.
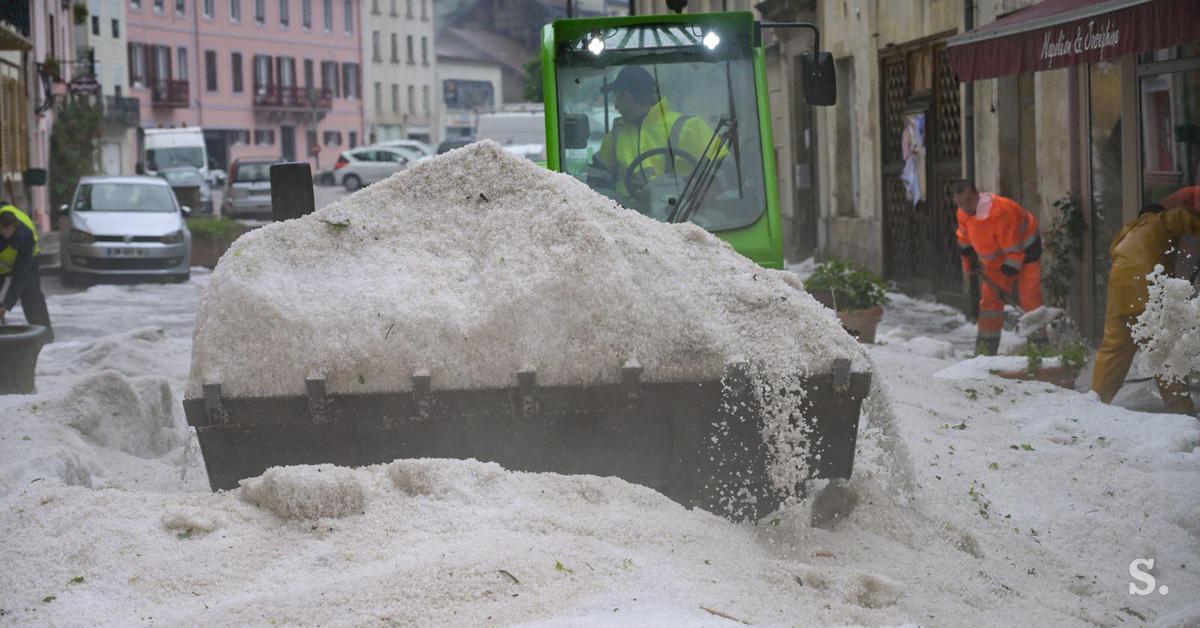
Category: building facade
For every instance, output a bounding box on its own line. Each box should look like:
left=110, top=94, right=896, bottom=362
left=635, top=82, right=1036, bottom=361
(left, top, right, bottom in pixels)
left=362, top=0, right=437, bottom=144
left=126, top=0, right=365, bottom=171
left=436, top=29, right=503, bottom=139
left=0, top=4, right=34, bottom=224
left=78, top=0, right=139, bottom=176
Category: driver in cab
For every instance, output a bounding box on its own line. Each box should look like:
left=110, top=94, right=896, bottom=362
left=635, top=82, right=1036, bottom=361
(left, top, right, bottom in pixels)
left=587, top=65, right=720, bottom=212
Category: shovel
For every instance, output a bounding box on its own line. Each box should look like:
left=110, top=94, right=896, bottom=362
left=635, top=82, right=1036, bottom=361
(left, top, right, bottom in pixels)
left=973, top=270, right=1064, bottom=338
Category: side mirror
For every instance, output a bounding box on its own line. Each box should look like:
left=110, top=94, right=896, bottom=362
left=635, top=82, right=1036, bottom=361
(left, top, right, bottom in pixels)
left=801, top=51, right=837, bottom=107
left=58, top=203, right=69, bottom=214
left=561, top=113, right=590, bottom=150
left=181, top=205, right=193, bottom=217
left=24, top=168, right=47, bottom=186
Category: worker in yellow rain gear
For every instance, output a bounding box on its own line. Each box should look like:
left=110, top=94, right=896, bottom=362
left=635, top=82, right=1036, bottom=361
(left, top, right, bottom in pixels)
left=1092, top=203, right=1200, bottom=415
left=588, top=65, right=722, bottom=215
left=0, top=203, right=52, bottom=340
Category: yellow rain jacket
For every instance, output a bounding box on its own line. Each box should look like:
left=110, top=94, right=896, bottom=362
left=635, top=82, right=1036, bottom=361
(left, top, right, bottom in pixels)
left=0, top=204, right=38, bottom=275
left=595, top=99, right=721, bottom=197
left=1105, top=206, right=1200, bottom=317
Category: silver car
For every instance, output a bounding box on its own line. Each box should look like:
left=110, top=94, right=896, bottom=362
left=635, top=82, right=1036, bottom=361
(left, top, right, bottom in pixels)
left=334, top=147, right=410, bottom=191
left=221, top=157, right=280, bottom=219
left=60, top=176, right=192, bottom=285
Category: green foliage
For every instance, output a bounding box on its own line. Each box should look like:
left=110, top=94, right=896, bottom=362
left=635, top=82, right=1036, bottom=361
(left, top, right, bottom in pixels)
left=41, top=56, right=61, bottom=81
left=523, top=56, right=543, bottom=103
left=73, top=3, right=89, bottom=25
left=49, top=98, right=102, bottom=210
left=804, top=259, right=889, bottom=311
left=1021, top=340, right=1088, bottom=374
left=1042, top=195, right=1085, bottom=308
left=185, top=217, right=247, bottom=240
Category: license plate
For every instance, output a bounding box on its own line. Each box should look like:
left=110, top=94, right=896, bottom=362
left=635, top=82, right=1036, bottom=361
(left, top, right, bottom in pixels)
left=107, top=248, right=145, bottom=257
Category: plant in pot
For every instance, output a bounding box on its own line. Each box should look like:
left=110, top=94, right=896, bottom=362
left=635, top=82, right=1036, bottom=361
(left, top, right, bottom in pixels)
left=992, top=341, right=1088, bottom=389
left=804, top=259, right=890, bottom=343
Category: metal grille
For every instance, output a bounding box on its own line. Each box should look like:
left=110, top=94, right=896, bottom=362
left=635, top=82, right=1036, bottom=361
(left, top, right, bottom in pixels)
left=880, top=44, right=964, bottom=303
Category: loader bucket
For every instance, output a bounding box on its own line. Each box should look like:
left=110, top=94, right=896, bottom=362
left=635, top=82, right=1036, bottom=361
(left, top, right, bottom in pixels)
left=184, top=358, right=870, bottom=521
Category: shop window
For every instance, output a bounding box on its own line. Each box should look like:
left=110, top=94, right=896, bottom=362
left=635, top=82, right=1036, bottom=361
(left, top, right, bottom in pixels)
left=1088, top=62, right=1124, bottom=328
left=254, top=129, right=276, bottom=145
left=1139, top=68, right=1200, bottom=207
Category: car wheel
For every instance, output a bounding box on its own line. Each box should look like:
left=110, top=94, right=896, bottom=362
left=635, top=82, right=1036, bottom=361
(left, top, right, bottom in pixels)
left=343, top=174, right=361, bottom=192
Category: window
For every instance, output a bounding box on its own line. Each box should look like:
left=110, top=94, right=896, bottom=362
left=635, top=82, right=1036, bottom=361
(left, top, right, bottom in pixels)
left=406, top=35, right=413, bottom=64
left=254, top=129, right=276, bottom=145
left=422, top=85, right=429, bottom=114
left=322, top=0, right=331, bottom=30
left=203, top=0, right=213, bottom=17
left=128, top=43, right=146, bottom=86
left=277, top=56, right=295, bottom=87
left=323, top=130, right=342, bottom=146
left=407, top=85, right=414, bottom=113
left=231, top=52, right=244, bottom=92
left=91, top=16, right=99, bottom=36
left=421, top=36, right=427, bottom=65
left=253, top=54, right=273, bottom=95
left=176, top=0, right=186, bottom=15
left=343, top=0, right=352, bottom=34
left=442, top=79, right=494, bottom=110
left=405, top=0, right=412, bottom=18
left=372, top=31, right=381, bottom=62
left=279, top=0, right=289, bottom=25
left=154, top=0, right=164, bottom=12
left=254, top=0, right=264, bottom=23
left=301, top=0, right=311, bottom=27
left=349, top=131, right=357, bottom=148
left=178, top=47, right=189, bottom=81
left=131, top=0, right=141, bottom=10
left=374, top=81, right=382, bottom=112
left=230, top=0, right=241, bottom=21
left=306, top=129, right=318, bottom=154
left=391, top=83, right=398, bottom=112
left=204, top=50, right=217, bottom=91
left=420, top=0, right=426, bottom=20
left=371, top=0, right=378, bottom=14
left=304, top=58, right=313, bottom=88
left=111, top=18, right=119, bottom=37
left=321, top=60, right=339, bottom=97
left=341, top=62, right=359, bottom=99
left=390, top=33, right=398, bottom=62
left=389, top=0, right=396, bottom=16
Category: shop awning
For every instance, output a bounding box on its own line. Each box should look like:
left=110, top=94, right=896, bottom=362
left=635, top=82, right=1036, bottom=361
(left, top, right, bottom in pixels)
left=947, top=0, right=1200, bottom=81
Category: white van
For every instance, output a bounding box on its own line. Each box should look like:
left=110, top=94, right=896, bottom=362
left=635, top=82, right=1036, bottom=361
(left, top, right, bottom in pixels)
left=144, top=128, right=209, bottom=180
left=475, top=111, right=546, bottom=160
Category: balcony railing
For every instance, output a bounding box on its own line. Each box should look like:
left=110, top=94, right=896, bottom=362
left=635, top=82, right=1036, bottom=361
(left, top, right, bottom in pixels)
left=253, top=86, right=333, bottom=112
left=103, top=95, right=140, bottom=128
left=150, top=79, right=189, bottom=108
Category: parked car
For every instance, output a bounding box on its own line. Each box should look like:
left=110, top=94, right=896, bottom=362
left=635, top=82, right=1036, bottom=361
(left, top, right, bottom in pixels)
left=60, top=176, right=192, bottom=285
left=435, top=138, right=475, bottom=155
left=373, top=139, right=434, bottom=160
left=222, top=157, right=281, bottom=219
left=156, top=166, right=213, bottom=214
left=334, top=147, right=411, bottom=191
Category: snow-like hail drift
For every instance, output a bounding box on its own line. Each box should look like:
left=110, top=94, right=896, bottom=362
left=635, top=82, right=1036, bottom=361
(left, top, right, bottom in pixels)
left=1131, top=265, right=1200, bottom=383
left=186, top=140, right=868, bottom=500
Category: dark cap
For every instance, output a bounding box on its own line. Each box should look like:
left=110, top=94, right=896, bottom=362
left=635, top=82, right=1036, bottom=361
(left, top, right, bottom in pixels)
left=602, top=66, right=657, bottom=100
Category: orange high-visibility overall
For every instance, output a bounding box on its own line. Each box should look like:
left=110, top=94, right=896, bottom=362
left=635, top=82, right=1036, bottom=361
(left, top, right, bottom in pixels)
left=956, top=194, right=1044, bottom=353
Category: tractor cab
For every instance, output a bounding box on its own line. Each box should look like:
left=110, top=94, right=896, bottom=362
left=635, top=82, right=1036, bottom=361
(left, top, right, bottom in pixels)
left=542, top=11, right=835, bottom=269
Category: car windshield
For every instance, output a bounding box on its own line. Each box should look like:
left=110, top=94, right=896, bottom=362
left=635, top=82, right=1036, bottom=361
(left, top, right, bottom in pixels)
left=234, top=162, right=272, bottom=183
left=554, top=23, right=766, bottom=231
left=146, top=146, right=205, bottom=170
left=74, top=183, right=177, bottom=212
left=161, top=170, right=202, bottom=185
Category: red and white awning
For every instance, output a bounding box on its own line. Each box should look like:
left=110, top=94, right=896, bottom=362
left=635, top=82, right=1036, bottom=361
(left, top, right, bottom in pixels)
left=947, top=0, right=1200, bottom=82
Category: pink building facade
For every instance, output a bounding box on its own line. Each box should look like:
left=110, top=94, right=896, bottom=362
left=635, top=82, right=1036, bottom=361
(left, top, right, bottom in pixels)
left=126, top=0, right=364, bottom=171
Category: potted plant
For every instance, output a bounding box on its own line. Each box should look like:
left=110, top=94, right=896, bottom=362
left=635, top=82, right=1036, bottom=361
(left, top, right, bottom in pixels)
left=804, top=259, right=890, bottom=343
left=41, top=56, right=62, bottom=83
left=992, top=341, right=1087, bottom=389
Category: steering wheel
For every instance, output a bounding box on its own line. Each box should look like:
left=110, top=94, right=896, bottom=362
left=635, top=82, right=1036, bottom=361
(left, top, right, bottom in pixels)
left=622, top=147, right=699, bottom=196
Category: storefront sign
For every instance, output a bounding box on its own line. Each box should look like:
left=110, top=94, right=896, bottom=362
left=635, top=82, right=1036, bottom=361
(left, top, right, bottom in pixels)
left=948, top=0, right=1200, bottom=82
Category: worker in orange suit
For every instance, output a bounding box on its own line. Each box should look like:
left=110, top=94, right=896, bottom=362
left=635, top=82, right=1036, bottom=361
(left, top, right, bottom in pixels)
left=1092, top=203, right=1200, bottom=415
left=952, top=180, right=1044, bottom=355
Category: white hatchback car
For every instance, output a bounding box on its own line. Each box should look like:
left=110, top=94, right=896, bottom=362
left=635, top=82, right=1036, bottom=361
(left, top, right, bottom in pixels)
left=334, top=147, right=412, bottom=191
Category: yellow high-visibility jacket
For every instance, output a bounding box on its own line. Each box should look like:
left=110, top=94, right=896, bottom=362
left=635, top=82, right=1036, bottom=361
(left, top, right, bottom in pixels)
left=1106, top=206, right=1200, bottom=317
left=0, top=204, right=38, bottom=275
left=595, top=99, right=720, bottom=197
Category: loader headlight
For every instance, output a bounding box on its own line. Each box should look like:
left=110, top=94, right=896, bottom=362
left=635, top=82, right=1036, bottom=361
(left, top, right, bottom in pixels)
left=702, top=31, right=720, bottom=50
left=161, top=230, right=185, bottom=244
left=588, top=35, right=605, bottom=56
left=69, top=229, right=95, bottom=244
